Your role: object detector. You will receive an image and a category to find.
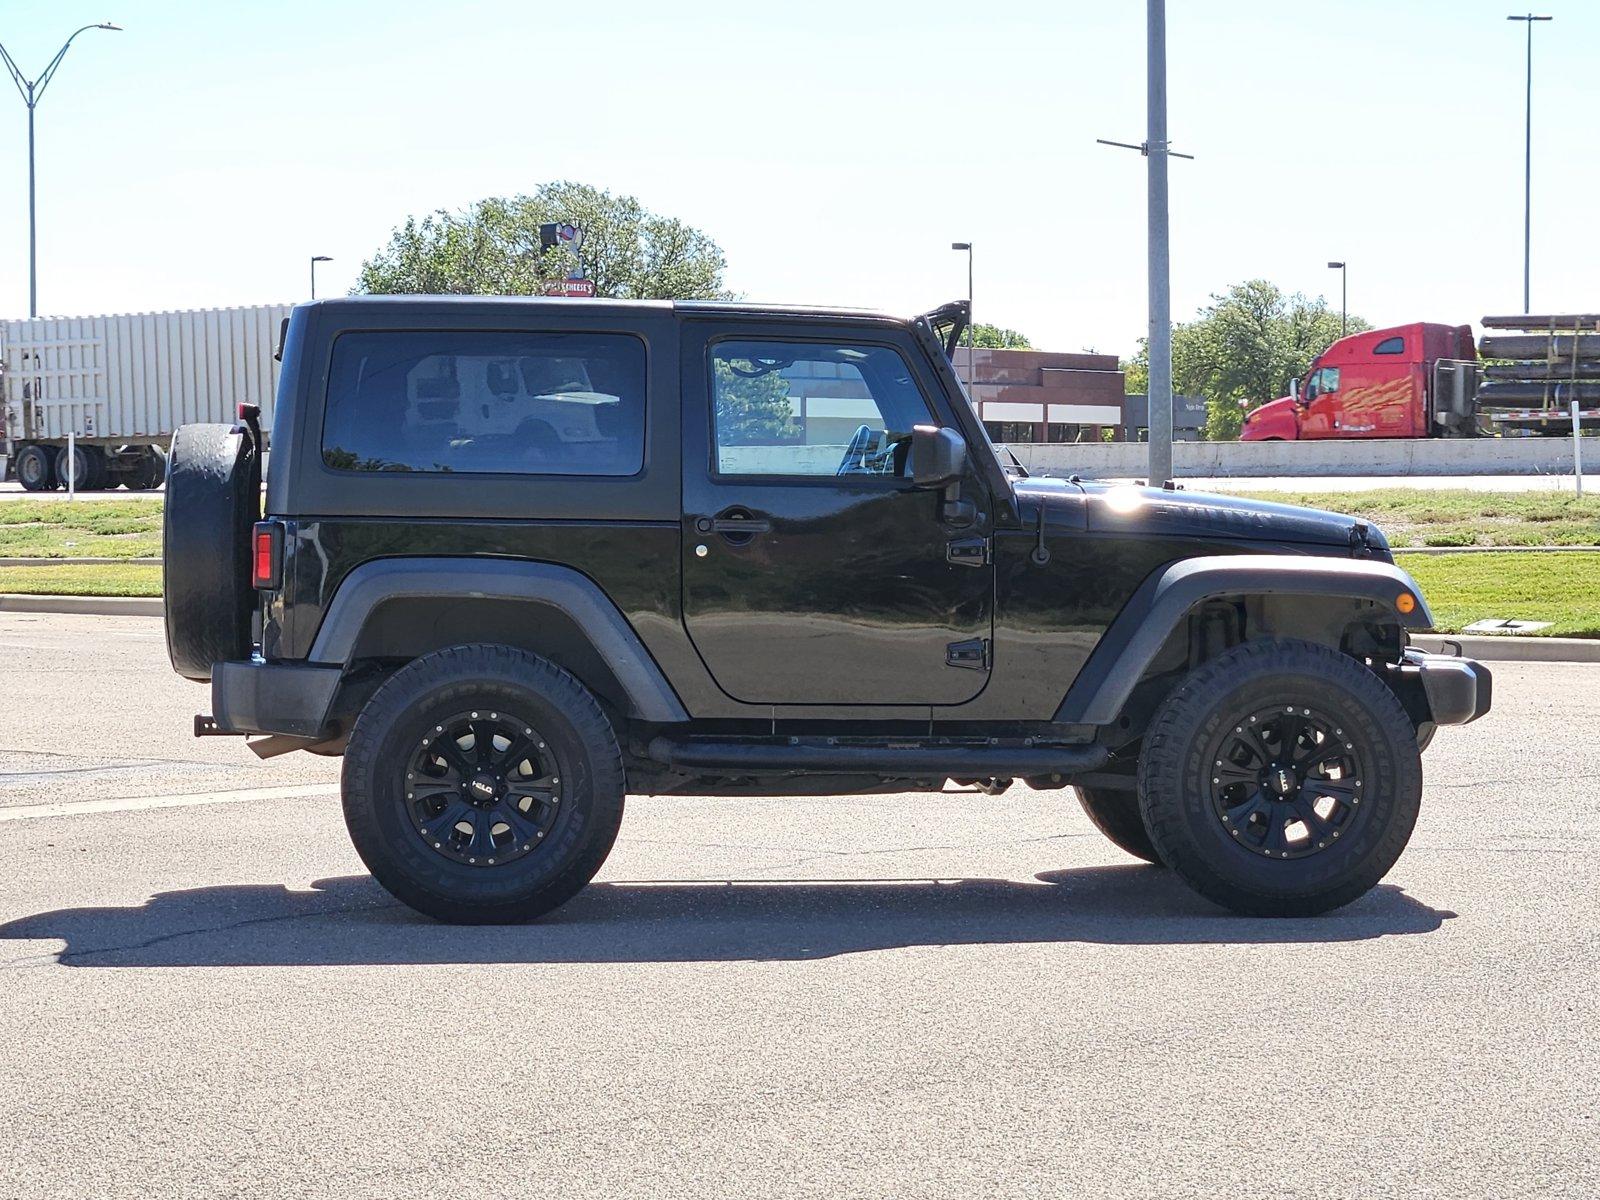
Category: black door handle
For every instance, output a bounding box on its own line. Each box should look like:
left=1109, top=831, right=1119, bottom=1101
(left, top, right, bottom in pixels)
left=709, top=517, right=771, bottom=535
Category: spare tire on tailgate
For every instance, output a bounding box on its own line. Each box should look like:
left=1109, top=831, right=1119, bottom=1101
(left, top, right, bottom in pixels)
left=164, top=423, right=260, bottom=681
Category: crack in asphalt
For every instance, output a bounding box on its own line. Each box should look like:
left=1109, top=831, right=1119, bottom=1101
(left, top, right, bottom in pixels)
left=0, top=899, right=402, bottom=969
left=1428, top=776, right=1592, bottom=790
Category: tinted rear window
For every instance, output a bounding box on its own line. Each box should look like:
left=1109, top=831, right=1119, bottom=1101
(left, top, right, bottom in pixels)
left=321, top=330, right=646, bottom=476
left=1373, top=336, right=1405, bottom=355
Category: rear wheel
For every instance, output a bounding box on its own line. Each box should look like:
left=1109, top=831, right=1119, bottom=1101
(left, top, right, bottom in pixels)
left=1075, top=785, right=1162, bottom=865
left=15, top=444, right=57, bottom=491
left=1138, top=638, right=1422, bottom=917
left=342, top=644, right=625, bottom=924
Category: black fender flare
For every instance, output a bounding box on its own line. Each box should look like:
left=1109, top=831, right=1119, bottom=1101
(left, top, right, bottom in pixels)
left=1054, top=555, right=1433, bottom=726
left=307, top=557, right=690, bottom=724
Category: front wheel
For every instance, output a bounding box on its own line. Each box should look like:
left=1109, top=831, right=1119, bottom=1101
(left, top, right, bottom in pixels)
left=342, top=644, right=625, bottom=924
left=1138, top=638, right=1422, bottom=917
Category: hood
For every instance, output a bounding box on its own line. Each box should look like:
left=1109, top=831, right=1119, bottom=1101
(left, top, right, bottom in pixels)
left=1015, top=477, right=1386, bottom=554
left=1240, top=395, right=1299, bottom=440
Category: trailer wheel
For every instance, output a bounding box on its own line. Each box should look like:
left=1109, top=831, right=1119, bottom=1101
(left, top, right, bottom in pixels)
left=55, top=444, right=109, bottom=491
left=15, top=444, right=57, bottom=491
left=163, top=423, right=260, bottom=681
left=123, top=446, right=166, bottom=491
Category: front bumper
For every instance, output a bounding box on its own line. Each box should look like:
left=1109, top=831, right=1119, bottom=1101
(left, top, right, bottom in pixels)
left=210, top=659, right=343, bottom=739
left=1400, top=648, right=1493, bottom=726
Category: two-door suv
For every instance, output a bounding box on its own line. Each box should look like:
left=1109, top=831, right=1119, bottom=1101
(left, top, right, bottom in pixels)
left=162, top=296, right=1490, bottom=923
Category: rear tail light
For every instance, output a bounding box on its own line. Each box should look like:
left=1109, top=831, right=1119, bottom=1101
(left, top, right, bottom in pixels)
left=252, top=521, right=283, bottom=590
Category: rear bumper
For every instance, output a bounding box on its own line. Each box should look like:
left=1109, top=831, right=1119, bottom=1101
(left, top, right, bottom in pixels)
left=1402, top=648, right=1492, bottom=726
left=210, top=659, right=342, bottom=739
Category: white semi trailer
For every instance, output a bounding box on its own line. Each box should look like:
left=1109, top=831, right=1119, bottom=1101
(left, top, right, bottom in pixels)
left=0, top=303, right=291, bottom=490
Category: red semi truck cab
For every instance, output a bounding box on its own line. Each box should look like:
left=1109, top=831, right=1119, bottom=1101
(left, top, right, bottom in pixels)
left=1240, top=322, right=1476, bottom=440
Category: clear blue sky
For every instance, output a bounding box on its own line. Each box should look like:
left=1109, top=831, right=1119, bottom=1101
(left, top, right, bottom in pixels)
left=1, top=0, right=1594, bottom=357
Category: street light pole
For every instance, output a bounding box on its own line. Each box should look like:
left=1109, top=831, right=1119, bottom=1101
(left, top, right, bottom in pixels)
left=951, top=242, right=974, bottom=402
left=1508, top=14, right=1552, bottom=314
left=1328, top=261, right=1347, bottom=337
left=0, top=24, right=122, bottom=318
left=311, top=255, right=332, bottom=299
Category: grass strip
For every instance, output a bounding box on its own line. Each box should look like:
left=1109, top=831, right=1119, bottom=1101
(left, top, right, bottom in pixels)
left=0, top=562, right=162, bottom=597
left=1231, top=488, right=1600, bottom=548
left=1394, top=551, right=1600, bottom=638
left=0, top=498, right=164, bottom=559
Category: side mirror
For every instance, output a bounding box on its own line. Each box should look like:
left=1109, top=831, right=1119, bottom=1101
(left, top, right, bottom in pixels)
left=1290, top=376, right=1306, bottom=406
left=911, top=425, right=966, bottom=490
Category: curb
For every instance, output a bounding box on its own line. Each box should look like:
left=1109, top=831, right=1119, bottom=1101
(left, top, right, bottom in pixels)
left=0, top=594, right=162, bottom=617
left=1410, top=633, right=1600, bottom=663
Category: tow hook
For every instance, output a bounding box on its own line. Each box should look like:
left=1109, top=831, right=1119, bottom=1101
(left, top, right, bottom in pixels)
left=1030, top=505, right=1051, bottom=567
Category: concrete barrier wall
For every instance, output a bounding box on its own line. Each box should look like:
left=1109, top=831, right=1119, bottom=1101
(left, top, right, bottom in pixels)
left=1003, top=437, right=1596, bottom=479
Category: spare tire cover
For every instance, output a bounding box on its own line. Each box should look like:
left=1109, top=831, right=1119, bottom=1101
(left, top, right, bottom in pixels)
left=164, top=423, right=260, bottom=681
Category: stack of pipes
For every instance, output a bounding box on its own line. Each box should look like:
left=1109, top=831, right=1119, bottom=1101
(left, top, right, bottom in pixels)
left=1478, top=315, right=1600, bottom=416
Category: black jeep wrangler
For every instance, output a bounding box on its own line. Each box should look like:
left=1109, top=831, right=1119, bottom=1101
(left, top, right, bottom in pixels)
left=162, top=296, right=1490, bottom=923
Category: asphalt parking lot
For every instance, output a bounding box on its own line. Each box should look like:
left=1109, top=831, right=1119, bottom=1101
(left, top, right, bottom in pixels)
left=0, top=612, right=1595, bottom=1199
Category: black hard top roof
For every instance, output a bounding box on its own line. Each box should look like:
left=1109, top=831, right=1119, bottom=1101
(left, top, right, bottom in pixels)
left=303, top=294, right=911, bottom=324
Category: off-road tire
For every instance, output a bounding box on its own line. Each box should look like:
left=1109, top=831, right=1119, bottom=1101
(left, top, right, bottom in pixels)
left=163, top=423, right=259, bottom=680
left=1075, top=785, right=1162, bottom=865
left=15, top=444, right=56, bottom=491
left=342, top=644, right=626, bottom=924
left=1138, top=637, right=1422, bottom=917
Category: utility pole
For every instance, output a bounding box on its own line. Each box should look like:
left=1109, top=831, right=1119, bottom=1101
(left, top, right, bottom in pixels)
left=1097, top=1, right=1190, bottom=481
left=1145, top=0, right=1172, bottom=485
left=0, top=24, right=122, bottom=317
left=1508, top=13, right=1552, bottom=314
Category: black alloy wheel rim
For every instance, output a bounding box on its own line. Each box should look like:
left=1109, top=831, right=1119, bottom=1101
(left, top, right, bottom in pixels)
left=1207, top=704, right=1369, bottom=860
left=405, top=709, right=562, bottom=867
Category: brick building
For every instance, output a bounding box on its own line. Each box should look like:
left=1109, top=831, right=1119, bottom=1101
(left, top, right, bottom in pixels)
left=951, top=346, right=1125, bottom=443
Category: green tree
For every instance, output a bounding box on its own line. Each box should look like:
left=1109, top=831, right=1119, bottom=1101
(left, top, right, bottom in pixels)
left=1126, top=280, right=1370, bottom=439
left=969, top=323, right=1032, bottom=349
left=712, top=359, right=800, bottom=445
left=356, top=181, right=730, bottom=299
left=1121, top=356, right=1148, bottom=394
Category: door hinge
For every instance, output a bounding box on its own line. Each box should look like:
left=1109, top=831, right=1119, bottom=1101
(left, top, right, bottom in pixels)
left=945, top=637, right=990, bottom=670
left=946, top=536, right=990, bottom=567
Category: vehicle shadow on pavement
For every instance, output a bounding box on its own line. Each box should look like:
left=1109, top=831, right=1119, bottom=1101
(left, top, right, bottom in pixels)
left=0, top=865, right=1455, bottom=967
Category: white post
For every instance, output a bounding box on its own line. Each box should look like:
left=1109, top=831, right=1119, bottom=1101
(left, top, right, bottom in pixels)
left=1573, top=399, right=1583, bottom=498
left=66, top=430, right=75, bottom=500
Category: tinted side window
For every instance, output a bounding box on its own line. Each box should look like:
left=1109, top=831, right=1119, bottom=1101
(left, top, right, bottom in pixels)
left=322, top=330, right=646, bottom=476
left=710, top=340, right=933, bottom=477
left=1373, top=336, right=1405, bottom=355
left=1307, top=366, right=1341, bottom=398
